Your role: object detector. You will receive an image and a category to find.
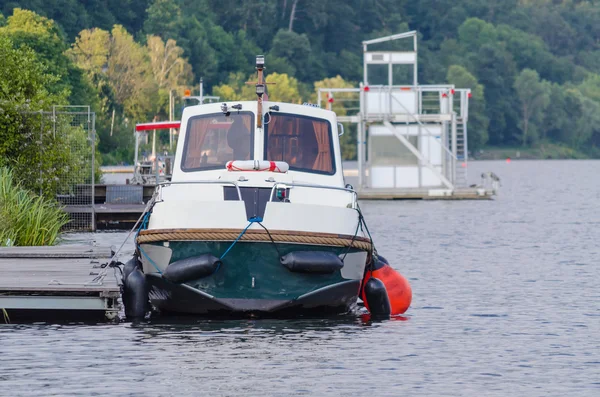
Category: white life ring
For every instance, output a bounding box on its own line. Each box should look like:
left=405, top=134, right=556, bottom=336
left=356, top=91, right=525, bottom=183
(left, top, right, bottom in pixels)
left=226, top=160, right=289, bottom=173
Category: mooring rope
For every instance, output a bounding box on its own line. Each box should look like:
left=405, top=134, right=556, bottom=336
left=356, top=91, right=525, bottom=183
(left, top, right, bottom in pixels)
left=109, top=194, right=157, bottom=265
left=136, top=229, right=372, bottom=251
left=65, top=192, right=158, bottom=287
left=219, top=217, right=263, bottom=260
left=138, top=243, right=163, bottom=274
left=339, top=213, right=362, bottom=261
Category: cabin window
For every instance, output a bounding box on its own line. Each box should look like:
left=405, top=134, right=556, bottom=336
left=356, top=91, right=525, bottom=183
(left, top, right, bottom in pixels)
left=264, top=113, right=335, bottom=175
left=181, top=112, right=254, bottom=171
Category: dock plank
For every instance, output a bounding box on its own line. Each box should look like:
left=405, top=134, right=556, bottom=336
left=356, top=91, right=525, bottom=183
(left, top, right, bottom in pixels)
left=0, top=245, right=112, bottom=259
left=0, top=245, right=120, bottom=294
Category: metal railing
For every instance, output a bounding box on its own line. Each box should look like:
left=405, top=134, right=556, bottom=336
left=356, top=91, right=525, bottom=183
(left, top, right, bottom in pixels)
left=317, top=84, right=472, bottom=189
left=268, top=182, right=358, bottom=208
left=317, top=85, right=469, bottom=119
left=155, top=179, right=357, bottom=208
left=22, top=109, right=97, bottom=231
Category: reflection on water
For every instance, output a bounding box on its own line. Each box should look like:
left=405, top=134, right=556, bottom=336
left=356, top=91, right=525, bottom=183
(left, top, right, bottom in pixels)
left=2, top=160, right=600, bottom=396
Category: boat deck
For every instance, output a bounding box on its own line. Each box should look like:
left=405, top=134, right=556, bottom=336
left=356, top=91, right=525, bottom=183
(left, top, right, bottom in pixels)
left=0, top=245, right=121, bottom=322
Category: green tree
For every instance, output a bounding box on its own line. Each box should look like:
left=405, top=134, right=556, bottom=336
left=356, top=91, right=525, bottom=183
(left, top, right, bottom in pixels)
left=68, top=27, right=126, bottom=161
left=212, top=71, right=303, bottom=103
left=212, top=83, right=243, bottom=102
left=0, top=8, right=97, bottom=107
left=0, top=35, right=95, bottom=195
left=212, top=72, right=253, bottom=101
left=147, top=35, right=194, bottom=118
left=269, top=29, right=312, bottom=81
left=458, top=18, right=498, bottom=51
left=5, top=0, right=600, bottom=156
left=514, top=68, right=550, bottom=146
left=471, top=43, right=519, bottom=145
left=107, top=25, right=157, bottom=121
left=68, top=28, right=111, bottom=74
left=542, top=83, right=576, bottom=144
left=67, top=28, right=113, bottom=113
left=143, top=0, right=182, bottom=41
left=0, top=35, right=65, bottom=165
left=577, top=74, right=600, bottom=105
left=573, top=96, right=600, bottom=150
left=263, top=72, right=302, bottom=103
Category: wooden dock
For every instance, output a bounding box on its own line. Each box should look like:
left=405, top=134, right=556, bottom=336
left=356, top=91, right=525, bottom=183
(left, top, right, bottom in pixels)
left=60, top=184, right=152, bottom=230
left=64, top=203, right=146, bottom=230
left=0, top=245, right=121, bottom=322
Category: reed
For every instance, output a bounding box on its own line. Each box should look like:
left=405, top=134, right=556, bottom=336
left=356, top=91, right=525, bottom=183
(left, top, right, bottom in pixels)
left=0, top=167, right=69, bottom=246
left=1, top=308, right=9, bottom=324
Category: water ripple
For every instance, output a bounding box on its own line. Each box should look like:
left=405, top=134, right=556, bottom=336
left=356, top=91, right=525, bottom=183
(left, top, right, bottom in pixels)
left=2, top=160, right=600, bottom=396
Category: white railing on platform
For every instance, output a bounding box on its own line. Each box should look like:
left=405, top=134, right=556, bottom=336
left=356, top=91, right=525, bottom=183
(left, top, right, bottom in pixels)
left=317, top=85, right=471, bottom=189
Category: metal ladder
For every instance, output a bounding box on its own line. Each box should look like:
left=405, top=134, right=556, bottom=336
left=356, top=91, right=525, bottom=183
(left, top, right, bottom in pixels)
left=454, top=117, right=468, bottom=187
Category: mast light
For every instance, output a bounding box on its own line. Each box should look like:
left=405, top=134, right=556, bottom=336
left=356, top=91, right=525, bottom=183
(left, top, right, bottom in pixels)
left=256, top=83, right=265, bottom=97
left=256, top=55, right=265, bottom=70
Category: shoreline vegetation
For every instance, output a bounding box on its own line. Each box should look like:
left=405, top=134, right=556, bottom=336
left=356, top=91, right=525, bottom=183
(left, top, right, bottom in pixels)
left=472, top=143, right=593, bottom=161
left=1, top=2, right=600, bottom=167
left=0, top=168, right=69, bottom=247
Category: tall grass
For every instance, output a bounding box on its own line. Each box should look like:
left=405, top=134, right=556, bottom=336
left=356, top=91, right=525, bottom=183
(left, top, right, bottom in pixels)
left=0, top=167, right=69, bottom=246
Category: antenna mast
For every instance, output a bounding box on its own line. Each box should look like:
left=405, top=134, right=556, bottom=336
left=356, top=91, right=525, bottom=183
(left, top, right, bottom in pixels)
left=255, top=55, right=265, bottom=128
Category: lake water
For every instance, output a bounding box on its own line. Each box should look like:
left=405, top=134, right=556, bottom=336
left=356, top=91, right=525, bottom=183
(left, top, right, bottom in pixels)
left=1, top=160, right=599, bottom=396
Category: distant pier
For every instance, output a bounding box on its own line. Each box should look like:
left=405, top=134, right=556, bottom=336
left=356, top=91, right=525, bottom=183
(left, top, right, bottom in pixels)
left=356, top=188, right=494, bottom=200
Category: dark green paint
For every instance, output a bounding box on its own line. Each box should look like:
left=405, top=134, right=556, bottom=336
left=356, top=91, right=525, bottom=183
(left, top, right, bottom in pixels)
left=150, top=241, right=362, bottom=300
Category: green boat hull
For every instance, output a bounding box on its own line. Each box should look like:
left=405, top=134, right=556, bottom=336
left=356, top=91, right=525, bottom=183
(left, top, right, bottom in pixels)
left=141, top=240, right=367, bottom=315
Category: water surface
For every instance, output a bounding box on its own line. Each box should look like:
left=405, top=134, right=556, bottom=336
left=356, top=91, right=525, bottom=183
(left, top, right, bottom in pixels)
left=2, top=160, right=599, bottom=396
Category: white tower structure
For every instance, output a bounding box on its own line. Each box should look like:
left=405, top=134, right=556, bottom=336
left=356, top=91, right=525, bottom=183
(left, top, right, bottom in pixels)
left=319, top=31, right=476, bottom=198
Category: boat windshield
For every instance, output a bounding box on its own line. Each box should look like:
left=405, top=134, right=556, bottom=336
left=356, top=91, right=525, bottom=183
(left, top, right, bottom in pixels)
left=264, top=113, right=335, bottom=175
left=181, top=112, right=255, bottom=171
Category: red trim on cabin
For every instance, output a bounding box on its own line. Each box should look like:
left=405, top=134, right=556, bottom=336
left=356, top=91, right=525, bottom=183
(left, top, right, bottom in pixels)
left=135, top=121, right=181, bottom=131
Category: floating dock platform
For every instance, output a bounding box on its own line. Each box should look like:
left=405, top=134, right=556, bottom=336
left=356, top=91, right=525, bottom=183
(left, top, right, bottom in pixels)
left=0, top=245, right=121, bottom=322
left=356, top=187, right=494, bottom=200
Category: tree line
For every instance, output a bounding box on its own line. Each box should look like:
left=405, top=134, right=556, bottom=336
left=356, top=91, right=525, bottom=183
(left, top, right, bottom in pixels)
left=1, top=0, right=600, bottom=166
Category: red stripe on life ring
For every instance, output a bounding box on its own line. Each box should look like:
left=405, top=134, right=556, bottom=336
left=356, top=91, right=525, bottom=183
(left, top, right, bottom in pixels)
left=269, top=161, right=276, bottom=171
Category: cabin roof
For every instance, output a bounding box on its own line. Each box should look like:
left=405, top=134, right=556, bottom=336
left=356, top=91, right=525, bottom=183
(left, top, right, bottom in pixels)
left=182, top=101, right=336, bottom=120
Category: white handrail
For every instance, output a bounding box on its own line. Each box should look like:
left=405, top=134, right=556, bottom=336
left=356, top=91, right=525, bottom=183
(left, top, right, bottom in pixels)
left=268, top=182, right=357, bottom=208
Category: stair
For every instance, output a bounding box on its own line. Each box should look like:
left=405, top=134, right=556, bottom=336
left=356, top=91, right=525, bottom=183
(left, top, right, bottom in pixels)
left=454, top=118, right=468, bottom=187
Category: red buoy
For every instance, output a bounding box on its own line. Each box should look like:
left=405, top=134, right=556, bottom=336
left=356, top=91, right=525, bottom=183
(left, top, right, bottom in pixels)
left=361, top=255, right=412, bottom=315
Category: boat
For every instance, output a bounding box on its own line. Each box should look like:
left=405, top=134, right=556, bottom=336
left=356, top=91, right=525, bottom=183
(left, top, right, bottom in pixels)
left=122, top=56, right=411, bottom=317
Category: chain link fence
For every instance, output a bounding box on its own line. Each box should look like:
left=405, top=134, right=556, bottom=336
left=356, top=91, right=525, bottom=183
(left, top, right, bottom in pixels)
left=21, top=107, right=96, bottom=231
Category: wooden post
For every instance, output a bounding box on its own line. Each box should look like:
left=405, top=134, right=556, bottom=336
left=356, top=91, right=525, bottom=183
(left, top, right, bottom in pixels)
left=169, top=90, right=173, bottom=150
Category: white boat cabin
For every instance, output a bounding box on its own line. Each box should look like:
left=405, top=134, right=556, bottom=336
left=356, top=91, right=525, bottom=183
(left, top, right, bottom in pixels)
left=174, top=101, right=344, bottom=186
left=148, top=100, right=359, bottom=235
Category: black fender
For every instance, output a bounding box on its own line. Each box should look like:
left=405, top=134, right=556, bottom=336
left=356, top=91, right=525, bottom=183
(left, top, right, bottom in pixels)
left=123, top=268, right=148, bottom=319
left=280, top=251, right=344, bottom=274
left=163, top=254, right=221, bottom=283
left=363, top=277, right=391, bottom=317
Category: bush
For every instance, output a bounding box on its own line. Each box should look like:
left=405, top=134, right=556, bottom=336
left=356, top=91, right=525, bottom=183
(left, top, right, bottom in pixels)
left=0, top=167, right=69, bottom=246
